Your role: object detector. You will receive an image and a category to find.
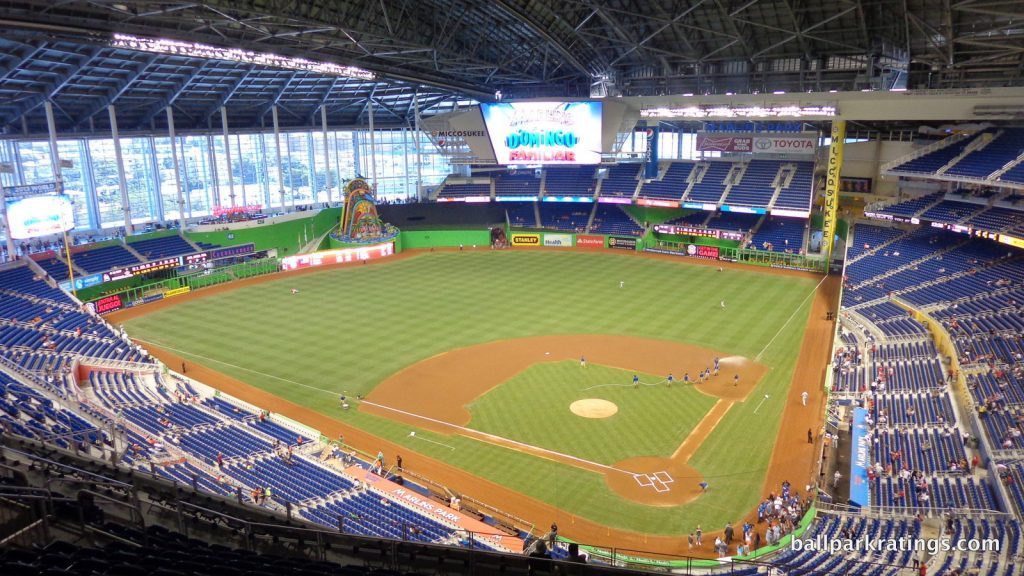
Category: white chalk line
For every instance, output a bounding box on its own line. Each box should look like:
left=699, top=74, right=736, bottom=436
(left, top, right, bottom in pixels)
left=133, top=338, right=340, bottom=397
left=754, top=274, right=829, bottom=363
left=361, top=399, right=635, bottom=475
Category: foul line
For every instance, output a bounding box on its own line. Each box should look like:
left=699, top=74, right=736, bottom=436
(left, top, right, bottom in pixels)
left=754, top=274, right=829, bottom=363
left=133, top=338, right=340, bottom=397
left=360, top=399, right=634, bottom=476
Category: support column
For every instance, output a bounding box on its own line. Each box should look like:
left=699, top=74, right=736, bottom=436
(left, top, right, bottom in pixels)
left=221, top=107, right=236, bottom=207
left=401, top=127, right=410, bottom=201
left=44, top=101, right=63, bottom=190
left=368, top=99, right=377, bottom=193
left=272, top=106, right=286, bottom=210
left=321, top=105, right=331, bottom=204
left=414, top=92, right=422, bottom=201
left=166, top=107, right=185, bottom=225
left=1, top=187, right=16, bottom=260
left=108, top=105, right=132, bottom=233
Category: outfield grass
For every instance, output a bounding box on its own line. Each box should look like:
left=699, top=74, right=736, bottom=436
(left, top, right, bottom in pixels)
left=123, top=250, right=816, bottom=534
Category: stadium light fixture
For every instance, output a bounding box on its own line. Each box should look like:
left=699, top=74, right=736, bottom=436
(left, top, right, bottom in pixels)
left=110, top=33, right=376, bottom=80
left=640, top=103, right=837, bottom=119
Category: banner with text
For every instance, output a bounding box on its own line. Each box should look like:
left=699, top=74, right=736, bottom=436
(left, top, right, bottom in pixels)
left=607, top=236, right=638, bottom=250
left=849, top=407, right=871, bottom=508
left=575, top=235, right=605, bottom=248
left=542, top=233, right=573, bottom=247
left=697, top=133, right=817, bottom=155
left=822, top=121, right=845, bottom=261
left=510, top=233, right=541, bottom=247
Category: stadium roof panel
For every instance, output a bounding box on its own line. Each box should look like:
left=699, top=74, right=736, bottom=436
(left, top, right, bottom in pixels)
left=0, top=0, right=1021, bottom=134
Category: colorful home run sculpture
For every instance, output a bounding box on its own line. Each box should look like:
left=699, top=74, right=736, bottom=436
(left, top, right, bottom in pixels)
left=337, top=178, right=397, bottom=242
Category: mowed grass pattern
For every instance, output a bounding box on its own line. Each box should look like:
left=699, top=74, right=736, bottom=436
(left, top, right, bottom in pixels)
left=123, top=250, right=817, bottom=534
left=469, top=361, right=716, bottom=464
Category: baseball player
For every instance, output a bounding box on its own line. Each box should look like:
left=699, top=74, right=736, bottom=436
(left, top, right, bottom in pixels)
left=667, top=373, right=674, bottom=387
left=633, top=374, right=640, bottom=388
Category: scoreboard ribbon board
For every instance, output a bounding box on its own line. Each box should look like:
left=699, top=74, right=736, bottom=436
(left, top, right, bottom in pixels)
left=654, top=225, right=744, bottom=241
left=103, top=256, right=182, bottom=282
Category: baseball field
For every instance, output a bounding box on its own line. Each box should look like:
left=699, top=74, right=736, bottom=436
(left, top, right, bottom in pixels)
left=113, top=248, right=832, bottom=549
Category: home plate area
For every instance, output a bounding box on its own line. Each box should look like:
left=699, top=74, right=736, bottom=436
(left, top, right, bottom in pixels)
left=633, top=471, right=675, bottom=493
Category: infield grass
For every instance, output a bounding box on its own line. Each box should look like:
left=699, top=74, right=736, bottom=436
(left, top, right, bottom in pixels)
left=123, top=250, right=817, bottom=535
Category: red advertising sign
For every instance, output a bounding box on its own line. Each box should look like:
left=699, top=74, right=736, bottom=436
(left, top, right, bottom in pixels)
left=212, top=204, right=263, bottom=217
left=696, top=134, right=753, bottom=153
left=280, top=242, right=394, bottom=270
left=686, top=244, right=721, bottom=259
left=575, top=235, right=605, bottom=247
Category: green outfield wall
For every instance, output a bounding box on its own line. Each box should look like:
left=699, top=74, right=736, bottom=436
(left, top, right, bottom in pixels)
left=397, top=229, right=493, bottom=250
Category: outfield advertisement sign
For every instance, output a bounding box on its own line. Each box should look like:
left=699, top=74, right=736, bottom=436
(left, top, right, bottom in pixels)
left=575, top=235, right=605, bottom=247
left=89, top=293, right=125, bottom=315
left=542, top=233, right=572, bottom=247
left=59, top=273, right=104, bottom=292
left=849, top=407, right=871, bottom=508
left=280, top=242, right=394, bottom=270
left=510, top=233, right=540, bottom=247
left=607, top=236, right=637, bottom=250
left=164, top=286, right=192, bottom=298
left=687, top=244, right=721, bottom=259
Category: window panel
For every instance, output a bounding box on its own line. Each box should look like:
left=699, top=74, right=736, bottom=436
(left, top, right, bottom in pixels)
left=55, top=140, right=92, bottom=229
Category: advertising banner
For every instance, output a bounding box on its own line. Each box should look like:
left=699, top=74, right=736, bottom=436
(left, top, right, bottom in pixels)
left=575, top=235, right=605, bottom=247
left=480, top=101, right=603, bottom=165
left=607, top=236, right=638, bottom=250
left=696, top=134, right=753, bottom=153
left=164, top=286, right=192, bottom=298
left=644, top=125, right=659, bottom=179
left=686, top=244, right=721, bottom=259
left=822, top=121, right=846, bottom=261
left=60, top=273, right=104, bottom=292
left=751, top=135, right=817, bottom=155
left=89, top=294, right=125, bottom=315
left=280, top=242, right=393, bottom=270
left=510, top=233, right=541, bottom=247
left=849, top=407, right=871, bottom=508
left=636, top=198, right=679, bottom=208
left=696, top=133, right=817, bottom=155
left=542, top=233, right=572, bottom=247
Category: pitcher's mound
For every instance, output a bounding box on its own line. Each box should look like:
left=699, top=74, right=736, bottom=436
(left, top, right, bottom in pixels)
left=570, top=399, right=618, bottom=419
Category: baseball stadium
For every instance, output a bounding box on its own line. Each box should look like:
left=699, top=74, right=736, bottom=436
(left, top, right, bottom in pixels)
left=0, top=2, right=1022, bottom=576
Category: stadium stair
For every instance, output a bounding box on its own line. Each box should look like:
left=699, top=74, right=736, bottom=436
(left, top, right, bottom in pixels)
left=937, top=130, right=999, bottom=175
left=716, top=162, right=749, bottom=207
left=992, top=150, right=1024, bottom=182
left=121, top=242, right=146, bottom=262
